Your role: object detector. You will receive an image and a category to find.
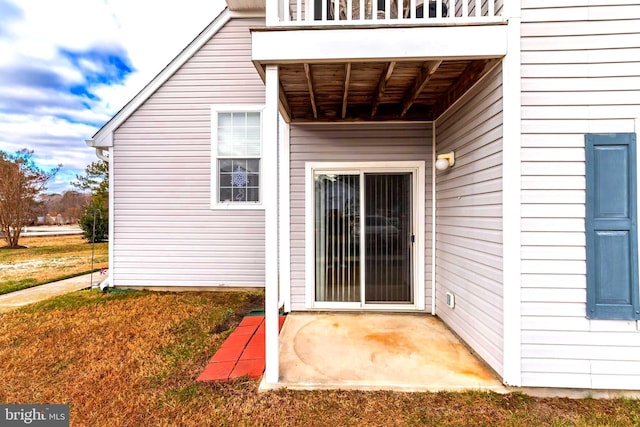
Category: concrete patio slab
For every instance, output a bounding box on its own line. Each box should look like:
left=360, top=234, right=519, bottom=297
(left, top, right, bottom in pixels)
left=262, top=312, right=507, bottom=393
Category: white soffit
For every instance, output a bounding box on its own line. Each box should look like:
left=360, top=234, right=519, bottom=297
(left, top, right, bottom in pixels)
left=226, top=0, right=265, bottom=11
left=252, top=25, right=507, bottom=63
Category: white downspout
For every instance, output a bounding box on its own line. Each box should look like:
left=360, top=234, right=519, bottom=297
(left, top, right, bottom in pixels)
left=95, top=148, right=109, bottom=162
left=278, top=115, right=291, bottom=313
left=431, top=124, right=437, bottom=315
left=92, top=146, right=113, bottom=290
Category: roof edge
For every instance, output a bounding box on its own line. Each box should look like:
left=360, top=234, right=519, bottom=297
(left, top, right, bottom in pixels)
left=89, top=8, right=232, bottom=148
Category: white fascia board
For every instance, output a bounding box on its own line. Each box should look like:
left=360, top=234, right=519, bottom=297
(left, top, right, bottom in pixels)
left=252, top=24, right=507, bottom=63
left=86, top=131, right=112, bottom=149
left=89, top=8, right=231, bottom=148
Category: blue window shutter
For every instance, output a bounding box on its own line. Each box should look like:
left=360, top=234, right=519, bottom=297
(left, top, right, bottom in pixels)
left=586, top=133, right=639, bottom=320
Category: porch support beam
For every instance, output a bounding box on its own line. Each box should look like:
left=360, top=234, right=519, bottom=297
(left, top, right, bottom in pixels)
left=254, top=63, right=292, bottom=122
left=342, top=63, right=351, bottom=119
left=400, top=60, right=441, bottom=118
left=265, top=0, right=278, bottom=25
left=371, top=61, right=396, bottom=118
left=263, top=64, right=280, bottom=385
left=252, top=25, right=507, bottom=63
left=304, top=63, right=318, bottom=119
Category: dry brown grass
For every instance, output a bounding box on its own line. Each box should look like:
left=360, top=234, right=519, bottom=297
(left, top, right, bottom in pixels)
left=0, top=290, right=639, bottom=427
left=0, top=235, right=107, bottom=294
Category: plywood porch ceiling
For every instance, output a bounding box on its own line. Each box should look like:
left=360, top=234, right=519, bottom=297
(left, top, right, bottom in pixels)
left=277, top=58, right=499, bottom=122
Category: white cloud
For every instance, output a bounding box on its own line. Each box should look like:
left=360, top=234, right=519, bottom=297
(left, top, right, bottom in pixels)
left=0, top=113, right=96, bottom=139
left=93, top=0, right=226, bottom=117
left=77, top=58, right=103, bottom=74
left=0, top=0, right=226, bottom=193
left=5, top=1, right=120, bottom=59
left=90, top=75, right=146, bottom=118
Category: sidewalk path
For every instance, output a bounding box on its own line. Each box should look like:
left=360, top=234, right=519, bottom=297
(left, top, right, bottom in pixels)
left=0, top=273, right=105, bottom=313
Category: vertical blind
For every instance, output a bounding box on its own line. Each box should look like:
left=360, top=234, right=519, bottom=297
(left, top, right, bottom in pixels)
left=315, top=174, right=360, bottom=302
left=314, top=172, right=412, bottom=304
left=364, top=173, right=412, bottom=303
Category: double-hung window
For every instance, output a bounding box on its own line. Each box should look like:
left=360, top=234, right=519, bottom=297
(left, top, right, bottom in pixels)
left=211, top=105, right=263, bottom=209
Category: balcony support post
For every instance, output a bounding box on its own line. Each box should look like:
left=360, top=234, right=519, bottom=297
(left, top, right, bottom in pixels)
left=267, top=0, right=279, bottom=25
left=263, top=64, right=280, bottom=385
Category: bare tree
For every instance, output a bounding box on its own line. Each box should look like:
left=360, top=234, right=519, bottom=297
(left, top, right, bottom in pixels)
left=58, top=190, right=90, bottom=224
left=0, top=149, right=59, bottom=248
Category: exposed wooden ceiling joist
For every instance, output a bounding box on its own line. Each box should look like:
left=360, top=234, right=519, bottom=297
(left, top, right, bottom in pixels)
left=433, top=58, right=500, bottom=118
left=278, top=84, right=292, bottom=121
left=400, top=60, right=442, bottom=117
left=277, top=58, right=496, bottom=122
left=371, top=61, right=396, bottom=118
left=342, top=63, right=352, bottom=119
left=304, top=63, right=318, bottom=119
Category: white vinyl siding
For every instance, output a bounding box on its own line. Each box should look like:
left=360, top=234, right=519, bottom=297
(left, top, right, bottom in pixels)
left=289, top=123, right=433, bottom=311
left=112, top=18, right=267, bottom=288
left=434, top=65, right=504, bottom=376
left=520, top=1, right=640, bottom=389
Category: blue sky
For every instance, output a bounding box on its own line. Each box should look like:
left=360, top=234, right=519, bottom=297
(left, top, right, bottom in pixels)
left=0, top=0, right=224, bottom=193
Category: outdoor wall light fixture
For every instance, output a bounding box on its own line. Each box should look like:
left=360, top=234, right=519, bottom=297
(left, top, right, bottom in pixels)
left=435, top=151, right=455, bottom=171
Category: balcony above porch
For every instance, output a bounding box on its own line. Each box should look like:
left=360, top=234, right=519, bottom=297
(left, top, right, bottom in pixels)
left=252, top=25, right=506, bottom=121
left=248, top=0, right=507, bottom=122
left=264, top=0, right=505, bottom=27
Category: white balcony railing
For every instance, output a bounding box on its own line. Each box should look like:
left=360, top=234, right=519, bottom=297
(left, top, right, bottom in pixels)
left=269, top=0, right=503, bottom=26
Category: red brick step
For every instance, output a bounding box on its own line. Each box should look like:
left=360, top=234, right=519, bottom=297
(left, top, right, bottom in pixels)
left=197, top=316, right=286, bottom=382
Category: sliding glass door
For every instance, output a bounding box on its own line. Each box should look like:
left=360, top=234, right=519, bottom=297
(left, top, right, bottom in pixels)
left=314, top=169, right=414, bottom=307
left=364, top=173, right=412, bottom=303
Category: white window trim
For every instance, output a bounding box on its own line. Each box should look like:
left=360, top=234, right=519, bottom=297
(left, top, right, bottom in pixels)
left=210, top=104, right=265, bottom=210
left=304, top=161, right=426, bottom=311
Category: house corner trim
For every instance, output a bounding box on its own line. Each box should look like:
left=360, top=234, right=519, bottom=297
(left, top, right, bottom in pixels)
left=501, top=7, right=522, bottom=387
